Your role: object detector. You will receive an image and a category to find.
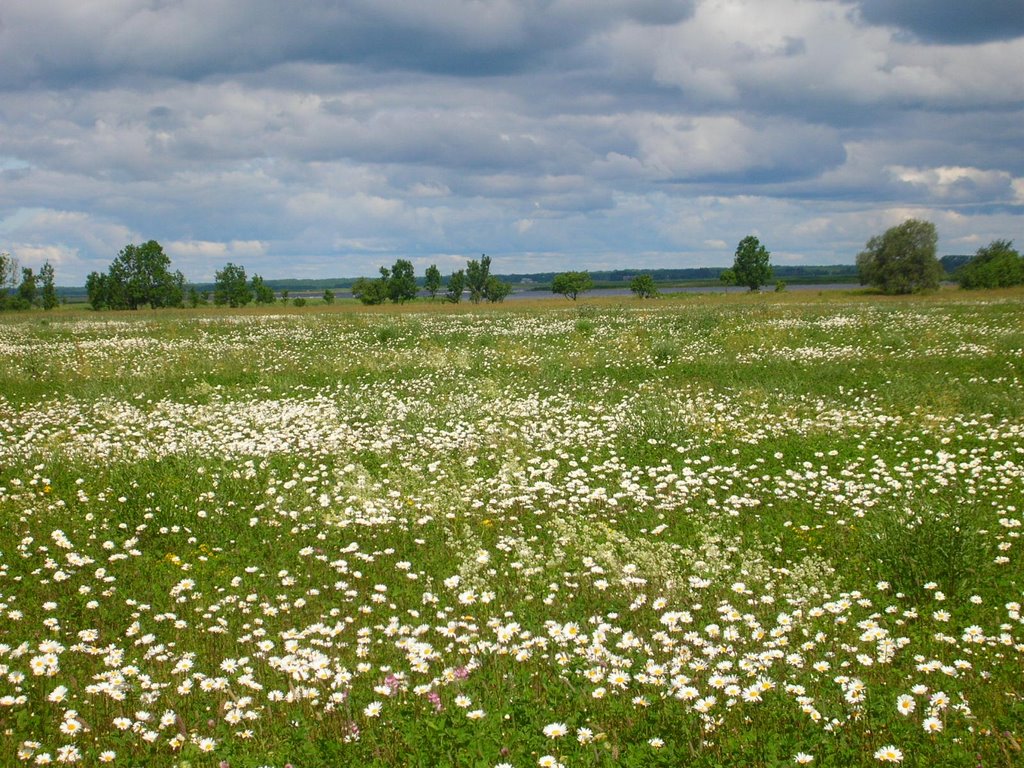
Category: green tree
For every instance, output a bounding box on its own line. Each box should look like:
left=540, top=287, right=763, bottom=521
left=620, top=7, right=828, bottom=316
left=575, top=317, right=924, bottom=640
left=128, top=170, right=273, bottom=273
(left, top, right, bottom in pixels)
left=279, top=289, right=289, bottom=304
left=322, top=288, right=335, bottom=304
left=465, top=255, right=491, bottom=303
left=251, top=274, right=276, bottom=304
left=85, top=271, right=112, bottom=310
left=857, top=219, right=942, bottom=294
left=630, top=273, right=658, bottom=298
left=39, top=262, right=58, bottom=310
left=958, top=240, right=1023, bottom=289
left=108, top=240, right=184, bottom=309
left=0, top=252, right=19, bottom=308
left=388, top=259, right=417, bottom=303
left=552, top=271, right=594, bottom=301
left=445, top=270, right=465, bottom=303
left=17, top=267, right=37, bottom=308
left=732, top=236, right=773, bottom=291
left=424, top=264, right=442, bottom=299
left=484, top=275, right=512, bottom=302
left=213, top=262, right=253, bottom=307
left=719, top=268, right=736, bottom=286
left=352, top=276, right=388, bottom=305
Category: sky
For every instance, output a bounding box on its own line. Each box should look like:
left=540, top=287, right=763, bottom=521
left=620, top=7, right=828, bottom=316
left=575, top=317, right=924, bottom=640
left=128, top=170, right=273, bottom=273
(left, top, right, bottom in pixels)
left=1, top=0, right=1022, bottom=284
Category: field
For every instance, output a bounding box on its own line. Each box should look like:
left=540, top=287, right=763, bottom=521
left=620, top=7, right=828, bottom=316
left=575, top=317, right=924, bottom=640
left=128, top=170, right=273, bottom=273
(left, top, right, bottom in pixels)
left=1, top=290, right=1022, bottom=767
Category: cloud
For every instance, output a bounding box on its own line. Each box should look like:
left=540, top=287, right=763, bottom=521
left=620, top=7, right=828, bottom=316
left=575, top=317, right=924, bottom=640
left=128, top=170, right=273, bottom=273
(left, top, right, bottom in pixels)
left=0, top=0, right=1020, bottom=283
left=852, top=0, right=1024, bottom=44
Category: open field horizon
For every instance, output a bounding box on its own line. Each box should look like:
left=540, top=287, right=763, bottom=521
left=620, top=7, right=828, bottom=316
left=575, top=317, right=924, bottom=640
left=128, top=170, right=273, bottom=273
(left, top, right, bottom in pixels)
left=1, top=289, right=1022, bottom=767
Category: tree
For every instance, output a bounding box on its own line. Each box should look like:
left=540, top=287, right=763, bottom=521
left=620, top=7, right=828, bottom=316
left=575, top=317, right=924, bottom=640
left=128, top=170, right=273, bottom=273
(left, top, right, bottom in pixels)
left=465, top=255, right=491, bottom=304
left=445, top=270, right=465, bottom=303
left=732, top=236, right=773, bottom=291
left=213, top=262, right=253, bottom=307
left=86, top=271, right=113, bottom=310
left=719, top=268, right=736, bottom=286
left=39, top=262, right=58, bottom=310
left=424, top=264, right=442, bottom=299
left=552, top=271, right=594, bottom=301
left=958, top=240, right=1023, bottom=289
left=388, top=259, right=417, bottom=303
left=108, top=240, right=184, bottom=309
left=352, top=276, right=388, bottom=305
left=630, top=273, right=658, bottom=298
left=279, top=289, right=289, bottom=304
left=857, top=219, right=942, bottom=294
left=484, top=275, right=512, bottom=302
left=0, top=252, right=19, bottom=307
left=251, top=274, right=276, bottom=304
left=322, top=288, right=335, bottom=304
left=17, top=267, right=37, bottom=308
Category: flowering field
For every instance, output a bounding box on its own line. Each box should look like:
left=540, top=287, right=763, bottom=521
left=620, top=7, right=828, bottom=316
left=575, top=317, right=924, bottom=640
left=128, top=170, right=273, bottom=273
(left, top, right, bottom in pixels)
left=1, top=292, right=1022, bottom=767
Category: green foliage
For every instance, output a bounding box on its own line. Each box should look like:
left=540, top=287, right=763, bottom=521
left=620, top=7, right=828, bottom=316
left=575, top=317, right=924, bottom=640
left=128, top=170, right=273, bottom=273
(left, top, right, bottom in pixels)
left=484, top=274, right=512, bottom=302
left=552, top=271, right=594, bottom=300
left=280, top=289, right=290, bottom=304
left=732, top=235, right=773, bottom=291
left=293, top=297, right=307, bottom=307
left=775, top=279, right=786, bottom=292
left=352, top=276, right=388, bottom=305
left=214, top=262, right=253, bottom=307
left=0, top=251, right=17, bottom=301
left=251, top=274, right=276, bottom=304
left=445, top=269, right=465, bottom=303
left=39, top=262, right=58, bottom=310
left=322, top=288, right=335, bottom=304
left=465, top=254, right=491, bottom=303
left=17, top=267, right=37, bottom=308
left=719, top=268, right=736, bottom=286
left=424, top=264, right=442, bottom=299
left=857, top=219, right=942, bottom=294
left=958, top=239, right=1023, bottom=289
left=629, top=273, right=658, bottom=298
left=388, top=258, right=418, bottom=303
left=464, top=255, right=512, bottom=302
left=87, top=240, right=186, bottom=310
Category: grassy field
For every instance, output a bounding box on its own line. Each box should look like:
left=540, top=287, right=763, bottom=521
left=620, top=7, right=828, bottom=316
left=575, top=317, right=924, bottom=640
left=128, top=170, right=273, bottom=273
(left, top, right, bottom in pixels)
left=1, top=289, right=1022, bottom=767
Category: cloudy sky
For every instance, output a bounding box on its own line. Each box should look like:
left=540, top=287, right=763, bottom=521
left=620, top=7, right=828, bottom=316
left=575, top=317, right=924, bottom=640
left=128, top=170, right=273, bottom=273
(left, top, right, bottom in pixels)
left=1, top=0, right=1022, bottom=283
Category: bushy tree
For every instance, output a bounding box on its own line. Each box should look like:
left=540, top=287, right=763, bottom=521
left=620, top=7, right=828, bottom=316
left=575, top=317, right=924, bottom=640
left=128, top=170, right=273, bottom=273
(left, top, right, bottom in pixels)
left=857, top=219, right=941, bottom=294
left=251, top=274, right=276, bottom=304
left=86, top=241, right=184, bottom=310
left=0, top=252, right=19, bottom=308
left=322, top=288, right=335, bottom=304
left=732, top=236, right=773, bottom=291
left=630, top=273, right=658, bottom=298
left=484, top=275, right=512, bottom=302
left=719, top=268, right=736, bottom=286
left=214, top=262, right=253, bottom=307
left=39, top=262, right=58, bottom=310
left=958, top=240, right=1023, bottom=289
left=463, top=254, right=511, bottom=303
left=424, top=264, right=442, bottom=299
left=17, top=267, right=37, bottom=308
left=465, top=255, right=491, bottom=304
left=388, top=259, right=417, bottom=303
left=445, top=269, right=465, bottom=303
left=552, top=271, right=593, bottom=300
left=352, top=275, right=388, bottom=305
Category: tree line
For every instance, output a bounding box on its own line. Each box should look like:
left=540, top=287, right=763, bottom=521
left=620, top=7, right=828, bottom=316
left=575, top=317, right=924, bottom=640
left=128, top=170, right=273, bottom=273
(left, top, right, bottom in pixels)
left=351, top=255, right=511, bottom=305
left=0, top=252, right=59, bottom=311
left=10, top=222, right=1018, bottom=314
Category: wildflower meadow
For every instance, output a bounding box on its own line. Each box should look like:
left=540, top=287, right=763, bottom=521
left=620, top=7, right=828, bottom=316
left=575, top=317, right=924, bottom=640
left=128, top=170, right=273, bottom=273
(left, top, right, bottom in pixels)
left=0, top=290, right=1022, bottom=767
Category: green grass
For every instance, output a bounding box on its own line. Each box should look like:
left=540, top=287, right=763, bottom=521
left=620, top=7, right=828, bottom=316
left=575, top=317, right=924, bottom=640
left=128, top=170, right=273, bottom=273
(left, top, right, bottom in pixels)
left=0, top=289, right=1022, bottom=767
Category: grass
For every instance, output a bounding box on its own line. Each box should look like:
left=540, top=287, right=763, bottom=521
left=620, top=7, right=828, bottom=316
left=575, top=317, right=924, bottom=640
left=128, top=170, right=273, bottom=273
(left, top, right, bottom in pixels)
left=0, top=288, right=1022, bottom=767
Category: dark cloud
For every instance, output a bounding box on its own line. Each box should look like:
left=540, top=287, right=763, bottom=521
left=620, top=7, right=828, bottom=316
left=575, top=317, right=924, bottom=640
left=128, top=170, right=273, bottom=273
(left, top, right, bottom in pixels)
left=854, top=0, right=1024, bottom=44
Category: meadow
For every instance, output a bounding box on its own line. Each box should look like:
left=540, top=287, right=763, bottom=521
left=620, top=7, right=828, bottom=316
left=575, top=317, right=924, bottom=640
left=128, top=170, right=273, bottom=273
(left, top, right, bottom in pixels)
left=0, top=289, right=1022, bottom=767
